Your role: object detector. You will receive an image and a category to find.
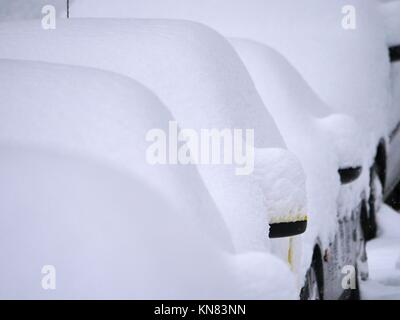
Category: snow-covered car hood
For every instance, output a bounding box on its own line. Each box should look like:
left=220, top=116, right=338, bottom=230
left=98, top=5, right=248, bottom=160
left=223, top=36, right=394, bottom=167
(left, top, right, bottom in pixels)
left=72, top=0, right=391, bottom=144
left=0, top=19, right=307, bottom=253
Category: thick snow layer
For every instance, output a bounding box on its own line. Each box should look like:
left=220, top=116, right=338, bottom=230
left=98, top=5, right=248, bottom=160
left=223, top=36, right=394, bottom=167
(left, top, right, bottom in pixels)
left=72, top=0, right=391, bottom=144
left=380, top=0, right=400, bottom=46
left=230, top=39, right=369, bottom=259
left=0, top=0, right=68, bottom=20
left=0, top=59, right=232, bottom=250
left=361, top=205, right=400, bottom=299
left=0, top=144, right=297, bottom=299
left=0, top=19, right=307, bottom=255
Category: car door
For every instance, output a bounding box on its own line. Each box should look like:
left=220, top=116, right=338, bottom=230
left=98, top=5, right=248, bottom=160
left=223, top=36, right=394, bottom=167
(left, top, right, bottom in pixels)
left=384, top=45, right=400, bottom=197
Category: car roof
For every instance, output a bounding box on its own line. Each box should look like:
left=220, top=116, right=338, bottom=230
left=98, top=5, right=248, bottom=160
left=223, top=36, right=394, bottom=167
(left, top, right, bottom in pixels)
left=0, top=19, right=308, bottom=253
left=70, top=0, right=391, bottom=137
left=0, top=59, right=233, bottom=249
left=230, top=38, right=333, bottom=120
left=0, top=18, right=285, bottom=149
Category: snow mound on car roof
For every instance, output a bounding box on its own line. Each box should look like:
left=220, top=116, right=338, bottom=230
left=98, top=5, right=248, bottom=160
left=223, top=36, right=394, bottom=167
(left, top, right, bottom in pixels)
left=0, top=59, right=232, bottom=249
left=0, top=19, right=308, bottom=254
left=230, top=39, right=370, bottom=251
left=0, top=144, right=297, bottom=299
left=72, top=0, right=391, bottom=142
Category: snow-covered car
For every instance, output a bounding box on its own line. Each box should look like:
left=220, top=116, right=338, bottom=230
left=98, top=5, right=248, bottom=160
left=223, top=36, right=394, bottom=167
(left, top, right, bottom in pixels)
left=115, top=0, right=398, bottom=241
left=229, top=0, right=400, bottom=245
left=67, top=0, right=363, bottom=298
left=0, top=59, right=299, bottom=299
left=230, top=39, right=370, bottom=300
left=0, top=19, right=310, bottom=276
left=71, top=0, right=400, bottom=298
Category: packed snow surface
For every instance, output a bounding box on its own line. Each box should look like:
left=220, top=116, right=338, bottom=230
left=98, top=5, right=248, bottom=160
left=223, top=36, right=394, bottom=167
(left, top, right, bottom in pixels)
left=0, top=19, right=307, bottom=254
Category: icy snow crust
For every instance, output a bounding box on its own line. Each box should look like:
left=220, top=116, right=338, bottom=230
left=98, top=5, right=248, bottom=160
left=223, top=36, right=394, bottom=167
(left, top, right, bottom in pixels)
left=0, top=19, right=307, bottom=254
left=0, top=59, right=232, bottom=250
left=0, top=143, right=298, bottom=299
left=72, top=0, right=391, bottom=150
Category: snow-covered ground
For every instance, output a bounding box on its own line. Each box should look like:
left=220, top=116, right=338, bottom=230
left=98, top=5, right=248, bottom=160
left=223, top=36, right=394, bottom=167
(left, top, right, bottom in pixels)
left=361, top=204, right=400, bottom=299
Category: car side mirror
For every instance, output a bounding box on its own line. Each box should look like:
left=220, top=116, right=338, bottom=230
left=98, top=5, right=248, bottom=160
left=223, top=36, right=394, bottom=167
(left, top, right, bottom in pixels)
left=390, top=45, right=400, bottom=63
left=269, top=220, right=307, bottom=238
left=338, top=166, right=362, bottom=185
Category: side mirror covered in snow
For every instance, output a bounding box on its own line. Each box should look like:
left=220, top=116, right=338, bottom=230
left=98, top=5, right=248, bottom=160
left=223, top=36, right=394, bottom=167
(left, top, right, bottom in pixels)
left=268, top=220, right=307, bottom=238
left=338, top=166, right=362, bottom=185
